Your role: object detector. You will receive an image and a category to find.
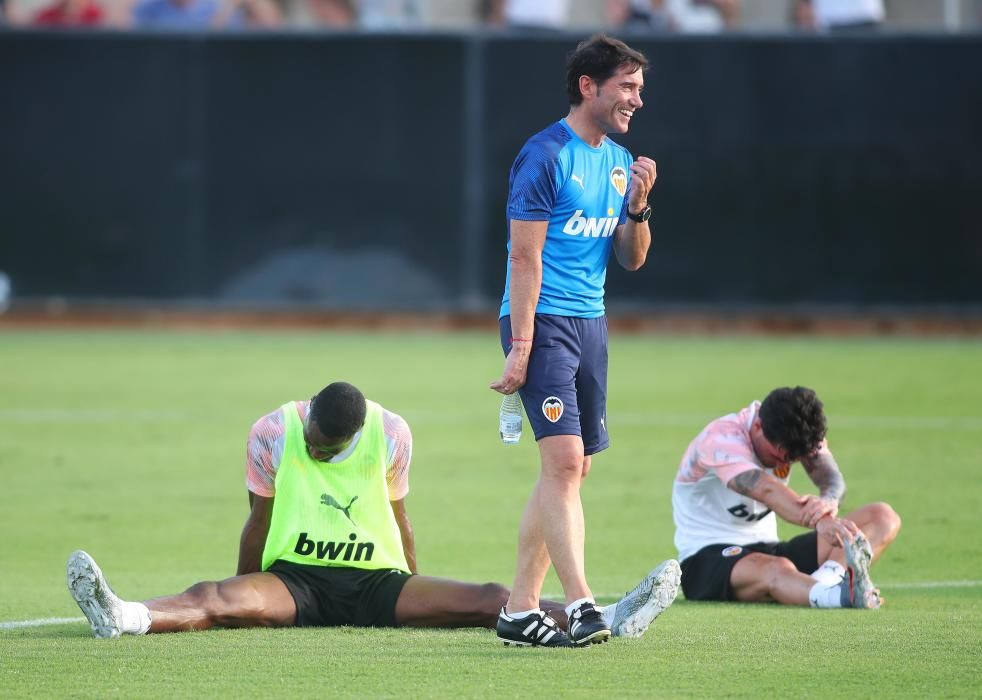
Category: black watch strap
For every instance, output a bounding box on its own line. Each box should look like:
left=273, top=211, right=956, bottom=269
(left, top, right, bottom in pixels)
left=627, top=205, right=651, bottom=223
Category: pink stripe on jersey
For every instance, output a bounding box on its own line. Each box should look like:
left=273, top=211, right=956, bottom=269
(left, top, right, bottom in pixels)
left=245, top=400, right=412, bottom=500
left=675, top=402, right=762, bottom=486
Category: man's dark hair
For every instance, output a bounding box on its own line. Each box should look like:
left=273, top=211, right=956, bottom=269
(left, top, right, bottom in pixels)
left=566, top=34, right=649, bottom=106
left=310, top=382, right=367, bottom=440
left=759, top=386, right=827, bottom=461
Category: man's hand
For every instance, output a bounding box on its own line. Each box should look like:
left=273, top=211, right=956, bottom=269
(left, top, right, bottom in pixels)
left=815, top=515, right=863, bottom=548
left=490, top=344, right=531, bottom=395
left=627, top=156, right=657, bottom=214
left=799, top=494, right=839, bottom=528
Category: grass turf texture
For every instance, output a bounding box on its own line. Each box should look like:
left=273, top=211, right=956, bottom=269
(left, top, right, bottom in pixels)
left=1, top=329, right=979, bottom=698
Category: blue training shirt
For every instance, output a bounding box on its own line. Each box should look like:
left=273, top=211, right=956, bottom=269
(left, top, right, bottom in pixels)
left=500, top=119, right=634, bottom=319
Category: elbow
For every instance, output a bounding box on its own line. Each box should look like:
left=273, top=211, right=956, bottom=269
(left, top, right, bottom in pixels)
left=508, top=249, right=539, bottom=268
left=619, top=252, right=647, bottom=272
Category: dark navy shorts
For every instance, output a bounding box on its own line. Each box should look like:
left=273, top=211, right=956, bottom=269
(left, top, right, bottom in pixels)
left=499, top=314, right=609, bottom=455
left=680, top=531, right=820, bottom=602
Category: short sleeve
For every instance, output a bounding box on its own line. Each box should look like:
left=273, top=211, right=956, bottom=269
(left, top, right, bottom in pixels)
left=506, top=144, right=559, bottom=221
left=383, top=410, right=412, bottom=501
left=245, top=409, right=286, bottom=497
left=696, top=424, right=761, bottom=486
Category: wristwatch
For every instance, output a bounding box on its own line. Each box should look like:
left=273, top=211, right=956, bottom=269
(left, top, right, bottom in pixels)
left=627, top=205, right=651, bottom=223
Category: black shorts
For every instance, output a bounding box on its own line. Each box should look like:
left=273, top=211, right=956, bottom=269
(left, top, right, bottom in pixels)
left=680, top=531, right=820, bottom=602
left=267, top=560, right=412, bottom=627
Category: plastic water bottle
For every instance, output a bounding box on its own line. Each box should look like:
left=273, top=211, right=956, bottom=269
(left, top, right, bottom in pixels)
left=499, top=393, right=523, bottom=444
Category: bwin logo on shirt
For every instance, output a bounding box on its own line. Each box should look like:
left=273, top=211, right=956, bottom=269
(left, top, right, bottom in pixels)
left=562, top=210, right=618, bottom=238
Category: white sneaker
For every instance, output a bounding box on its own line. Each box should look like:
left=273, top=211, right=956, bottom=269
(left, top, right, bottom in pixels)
left=67, top=550, right=124, bottom=638
left=843, top=534, right=880, bottom=609
left=610, top=559, right=681, bottom=638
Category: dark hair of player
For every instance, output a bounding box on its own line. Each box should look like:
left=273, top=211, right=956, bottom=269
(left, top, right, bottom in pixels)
left=310, top=382, right=367, bottom=440
left=759, top=386, right=828, bottom=461
left=566, top=34, right=649, bottom=106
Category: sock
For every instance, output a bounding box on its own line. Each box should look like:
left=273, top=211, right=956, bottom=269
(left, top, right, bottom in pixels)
left=502, top=607, right=540, bottom=620
left=564, top=597, right=595, bottom=617
left=120, top=601, right=152, bottom=635
left=808, top=581, right=845, bottom=608
left=811, top=560, right=846, bottom=585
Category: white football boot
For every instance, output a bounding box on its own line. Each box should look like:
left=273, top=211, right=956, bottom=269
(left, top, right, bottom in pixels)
left=843, top=533, right=880, bottom=609
left=609, top=559, right=681, bottom=638
left=67, top=550, right=125, bottom=638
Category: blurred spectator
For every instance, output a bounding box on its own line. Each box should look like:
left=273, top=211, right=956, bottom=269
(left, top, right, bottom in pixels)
left=131, top=0, right=281, bottom=28
left=356, top=0, right=420, bottom=29
left=665, top=0, right=739, bottom=32
left=30, top=0, right=107, bottom=25
left=792, top=0, right=884, bottom=32
left=482, top=0, right=569, bottom=30
left=305, top=0, right=354, bottom=26
left=607, top=0, right=673, bottom=31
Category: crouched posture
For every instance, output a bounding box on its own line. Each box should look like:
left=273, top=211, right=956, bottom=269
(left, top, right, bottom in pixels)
left=672, top=386, right=901, bottom=608
left=69, top=381, right=680, bottom=645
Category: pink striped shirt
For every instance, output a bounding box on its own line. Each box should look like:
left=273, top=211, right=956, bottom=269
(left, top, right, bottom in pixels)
left=245, top=400, right=411, bottom=501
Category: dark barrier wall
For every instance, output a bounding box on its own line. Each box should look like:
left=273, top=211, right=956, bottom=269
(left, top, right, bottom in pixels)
left=2, top=32, right=980, bottom=309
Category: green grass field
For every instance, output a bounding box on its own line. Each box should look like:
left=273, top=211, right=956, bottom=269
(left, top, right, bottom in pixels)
left=1, top=329, right=980, bottom=698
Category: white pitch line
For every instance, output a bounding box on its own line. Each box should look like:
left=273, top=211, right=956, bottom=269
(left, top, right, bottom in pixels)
left=550, top=580, right=982, bottom=600
left=879, top=580, right=982, bottom=589
left=0, top=616, right=84, bottom=630
left=3, top=581, right=981, bottom=630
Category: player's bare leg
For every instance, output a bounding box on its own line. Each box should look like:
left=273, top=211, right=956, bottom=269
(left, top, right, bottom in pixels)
left=144, top=573, right=296, bottom=632
left=506, top=434, right=592, bottom=611
left=394, top=577, right=509, bottom=627
left=730, top=552, right=816, bottom=605
left=68, top=550, right=296, bottom=637
left=817, top=502, right=902, bottom=565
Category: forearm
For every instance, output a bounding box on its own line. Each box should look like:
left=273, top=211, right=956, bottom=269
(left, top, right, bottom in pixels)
left=729, top=470, right=809, bottom=527
left=390, top=499, right=417, bottom=573
left=613, top=220, right=650, bottom=271
left=508, top=250, right=541, bottom=339
left=399, top=518, right=417, bottom=574
left=236, top=517, right=268, bottom=575
left=802, top=453, right=846, bottom=502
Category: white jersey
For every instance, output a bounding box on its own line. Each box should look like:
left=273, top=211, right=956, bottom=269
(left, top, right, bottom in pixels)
left=672, top=401, right=787, bottom=561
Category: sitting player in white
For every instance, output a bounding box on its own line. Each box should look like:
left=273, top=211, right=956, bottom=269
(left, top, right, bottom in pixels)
left=672, top=386, right=901, bottom=608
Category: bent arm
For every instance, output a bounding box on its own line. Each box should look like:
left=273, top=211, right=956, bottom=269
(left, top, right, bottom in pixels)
left=237, top=492, right=273, bottom=576
left=613, top=219, right=650, bottom=271
left=727, top=470, right=810, bottom=527
left=390, top=498, right=417, bottom=574
left=801, top=451, right=846, bottom=502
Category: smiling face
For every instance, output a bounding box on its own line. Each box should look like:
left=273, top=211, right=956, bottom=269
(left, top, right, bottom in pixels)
left=585, top=63, right=645, bottom=135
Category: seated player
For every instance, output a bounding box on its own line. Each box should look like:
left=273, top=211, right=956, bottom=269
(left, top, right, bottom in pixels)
left=672, top=386, right=901, bottom=608
left=69, top=381, right=680, bottom=645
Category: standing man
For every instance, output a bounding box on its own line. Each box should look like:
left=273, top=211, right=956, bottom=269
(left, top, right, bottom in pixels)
left=491, top=34, right=660, bottom=647
left=672, top=386, right=902, bottom=608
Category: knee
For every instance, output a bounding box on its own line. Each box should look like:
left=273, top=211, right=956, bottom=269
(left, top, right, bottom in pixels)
left=762, top=555, right=798, bottom=590
left=479, top=582, right=510, bottom=616
left=185, top=580, right=256, bottom=625
left=870, top=501, right=902, bottom=541
left=543, top=460, right=583, bottom=485
left=184, top=581, right=219, bottom=608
